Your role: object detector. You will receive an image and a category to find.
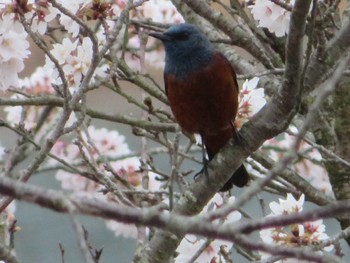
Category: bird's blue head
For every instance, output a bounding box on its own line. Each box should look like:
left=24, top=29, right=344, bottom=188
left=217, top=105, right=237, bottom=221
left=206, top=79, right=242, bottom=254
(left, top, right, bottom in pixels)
left=149, top=23, right=214, bottom=79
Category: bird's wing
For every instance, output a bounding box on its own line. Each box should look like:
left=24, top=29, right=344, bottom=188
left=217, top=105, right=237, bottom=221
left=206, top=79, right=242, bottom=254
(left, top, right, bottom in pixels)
left=163, top=72, right=169, bottom=96
left=216, top=52, right=239, bottom=93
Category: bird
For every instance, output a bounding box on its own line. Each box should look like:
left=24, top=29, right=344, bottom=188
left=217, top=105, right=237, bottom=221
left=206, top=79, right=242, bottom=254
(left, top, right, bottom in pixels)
left=149, top=23, right=249, bottom=191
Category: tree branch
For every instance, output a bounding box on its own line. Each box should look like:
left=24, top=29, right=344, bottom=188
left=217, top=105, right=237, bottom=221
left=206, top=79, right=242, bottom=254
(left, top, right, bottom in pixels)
left=0, top=96, right=176, bottom=132
left=0, top=176, right=345, bottom=262
left=304, top=20, right=350, bottom=93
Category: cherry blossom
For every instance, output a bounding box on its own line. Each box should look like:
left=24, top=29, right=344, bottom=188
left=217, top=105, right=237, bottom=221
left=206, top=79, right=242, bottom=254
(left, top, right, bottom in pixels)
left=237, top=77, right=266, bottom=127
left=175, top=234, right=233, bottom=263
left=30, top=3, right=57, bottom=34
left=263, top=130, right=333, bottom=196
left=259, top=194, right=333, bottom=261
left=50, top=129, right=163, bottom=240
left=82, top=126, right=131, bottom=158
left=44, top=38, right=78, bottom=85
left=175, top=194, right=241, bottom=262
left=249, top=0, right=294, bottom=37
left=269, top=193, right=304, bottom=215
left=45, top=37, right=106, bottom=87
left=19, top=66, right=55, bottom=94
left=0, top=59, right=25, bottom=90
left=4, top=67, right=56, bottom=130
left=141, top=0, right=184, bottom=24
left=52, top=0, right=90, bottom=37
left=51, top=126, right=141, bottom=193
left=50, top=38, right=78, bottom=65
left=64, top=37, right=95, bottom=85
left=0, top=14, right=30, bottom=90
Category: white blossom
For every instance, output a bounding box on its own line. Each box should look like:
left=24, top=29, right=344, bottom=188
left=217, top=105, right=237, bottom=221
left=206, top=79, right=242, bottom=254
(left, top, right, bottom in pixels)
left=175, top=194, right=241, bottom=262
left=249, top=0, right=294, bottom=37
left=0, top=14, right=30, bottom=90
left=237, top=77, right=266, bottom=126
left=259, top=194, right=333, bottom=261
left=53, top=0, right=89, bottom=36
left=64, top=37, right=94, bottom=84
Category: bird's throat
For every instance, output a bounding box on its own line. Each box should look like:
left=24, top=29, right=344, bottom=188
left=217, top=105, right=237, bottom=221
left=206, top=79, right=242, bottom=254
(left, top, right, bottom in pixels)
left=164, top=52, right=214, bottom=80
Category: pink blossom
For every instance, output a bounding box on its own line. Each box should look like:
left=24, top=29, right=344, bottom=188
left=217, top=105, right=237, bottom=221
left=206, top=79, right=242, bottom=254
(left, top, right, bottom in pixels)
left=237, top=77, right=266, bottom=127
left=141, top=0, right=184, bottom=24
left=4, top=67, right=56, bottom=130
left=259, top=194, right=333, bottom=261
left=0, top=25, right=29, bottom=62
left=50, top=141, right=81, bottom=166
left=269, top=193, right=304, bottom=215
left=54, top=0, right=89, bottom=37
left=30, top=4, right=56, bottom=35
left=145, top=50, right=165, bottom=69
left=64, top=37, right=94, bottom=84
left=50, top=38, right=78, bottom=65
left=45, top=37, right=106, bottom=87
left=294, top=146, right=333, bottom=196
left=50, top=126, right=142, bottom=193
left=83, top=126, right=130, bottom=158
left=0, top=14, right=30, bottom=90
left=0, top=59, right=25, bottom=89
left=263, top=131, right=333, bottom=196
left=249, top=0, right=294, bottom=37
left=115, top=0, right=127, bottom=9
left=175, top=234, right=233, bottom=263
left=175, top=194, right=241, bottom=262
left=19, top=67, right=55, bottom=94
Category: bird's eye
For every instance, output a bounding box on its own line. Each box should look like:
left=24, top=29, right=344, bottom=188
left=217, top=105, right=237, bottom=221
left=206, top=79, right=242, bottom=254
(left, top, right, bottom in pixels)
left=176, top=32, right=190, bottom=41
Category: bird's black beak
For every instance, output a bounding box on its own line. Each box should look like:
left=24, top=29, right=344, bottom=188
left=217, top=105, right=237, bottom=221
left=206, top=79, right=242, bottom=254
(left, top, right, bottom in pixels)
left=149, top=32, right=172, bottom=42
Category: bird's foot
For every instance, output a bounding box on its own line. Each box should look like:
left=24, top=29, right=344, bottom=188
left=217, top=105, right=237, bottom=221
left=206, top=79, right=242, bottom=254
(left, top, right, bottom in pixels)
left=193, top=159, right=209, bottom=181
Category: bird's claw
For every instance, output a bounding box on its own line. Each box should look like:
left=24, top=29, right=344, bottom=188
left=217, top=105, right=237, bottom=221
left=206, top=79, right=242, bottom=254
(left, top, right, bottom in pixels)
left=193, top=160, right=209, bottom=181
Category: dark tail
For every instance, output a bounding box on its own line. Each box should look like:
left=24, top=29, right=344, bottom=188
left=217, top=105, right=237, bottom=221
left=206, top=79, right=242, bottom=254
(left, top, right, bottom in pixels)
left=203, top=126, right=249, bottom=192
left=219, top=163, right=249, bottom=191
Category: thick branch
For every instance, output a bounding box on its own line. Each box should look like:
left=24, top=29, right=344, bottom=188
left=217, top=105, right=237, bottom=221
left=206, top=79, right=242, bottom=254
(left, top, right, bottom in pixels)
left=304, top=21, right=350, bottom=93
left=0, top=176, right=345, bottom=262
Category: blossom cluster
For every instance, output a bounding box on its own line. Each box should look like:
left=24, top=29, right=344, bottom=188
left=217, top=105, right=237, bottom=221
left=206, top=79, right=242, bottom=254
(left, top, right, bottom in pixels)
left=0, top=13, right=30, bottom=90
left=260, top=194, right=333, bottom=261
left=4, top=66, right=56, bottom=131
left=50, top=126, right=145, bottom=191
left=175, top=194, right=241, bottom=262
left=49, top=125, right=162, bottom=237
left=248, top=0, right=295, bottom=37
left=262, top=129, right=333, bottom=196
left=0, top=0, right=183, bottom=91
left=43, top=37, right=107, bottom=88
left=237, top=77, right=266, bottom=127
